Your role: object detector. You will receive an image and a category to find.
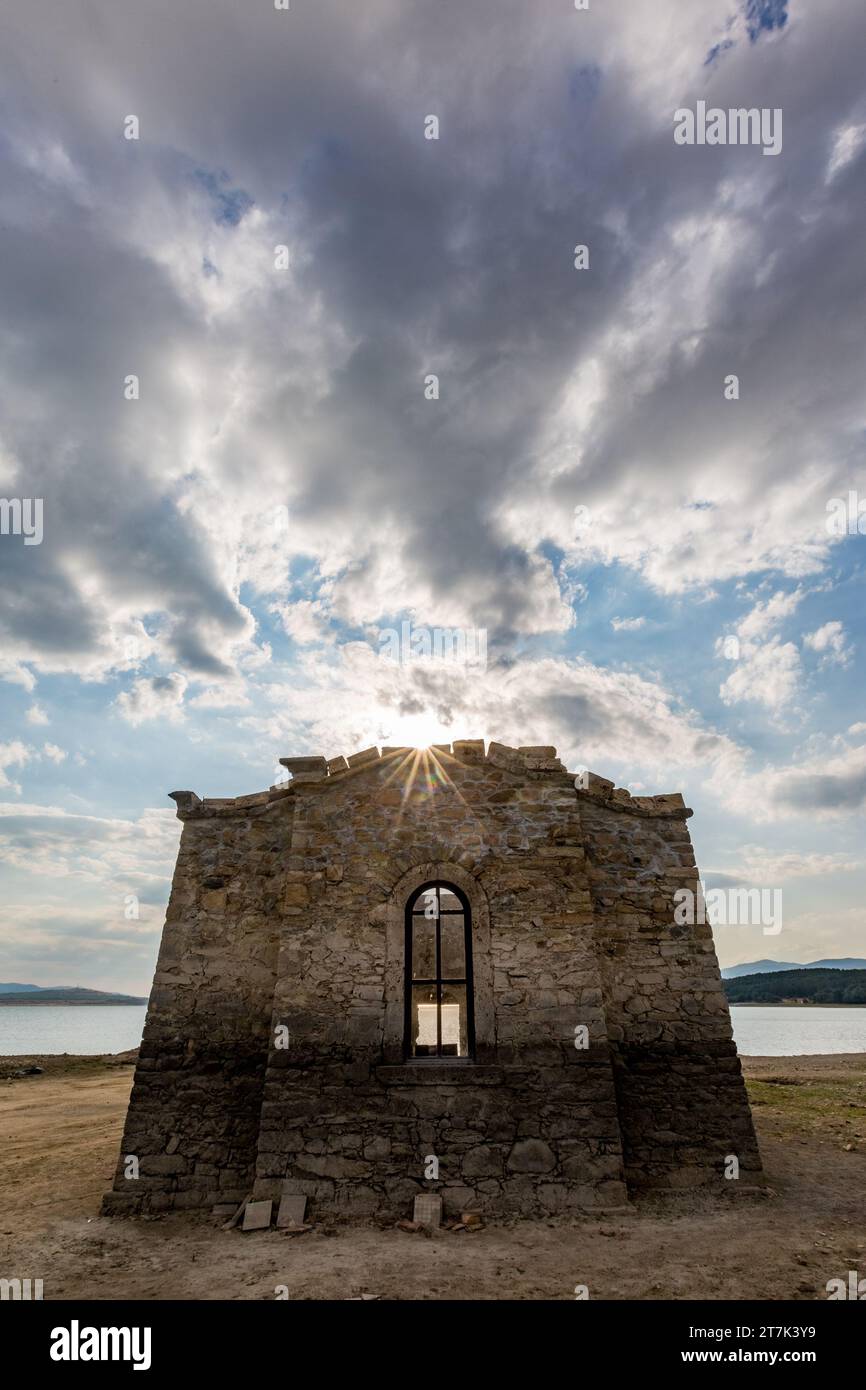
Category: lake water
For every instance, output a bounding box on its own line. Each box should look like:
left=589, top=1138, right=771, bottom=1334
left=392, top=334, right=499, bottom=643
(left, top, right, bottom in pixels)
left=0, top=1005, right=149, bottom=1055
left=0, top=1003, right=864, bottom=1057
left=730, top=1005, right=866, bottom=1056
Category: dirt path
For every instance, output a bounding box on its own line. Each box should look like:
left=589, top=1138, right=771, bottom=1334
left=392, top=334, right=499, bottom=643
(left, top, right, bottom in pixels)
left=0, top=1053, right=863, bottom=1300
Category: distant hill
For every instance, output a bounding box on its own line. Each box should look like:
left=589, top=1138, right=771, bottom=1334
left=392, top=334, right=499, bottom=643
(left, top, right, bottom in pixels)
left=725, top=968, right=866, bottom=1005
left=722, top=958, right=866, bottom=979
left=0, top=986, right=146, bottom=1006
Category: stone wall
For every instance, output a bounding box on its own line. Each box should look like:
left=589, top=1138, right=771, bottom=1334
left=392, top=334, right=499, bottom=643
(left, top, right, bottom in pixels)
left=253, top=742, right=628, bottom=1218
left=579, top=777, right=762, bottom=1189
left=103, top=791, right=287, bottom=1214
left=104, top=741, right=760, bottom=1218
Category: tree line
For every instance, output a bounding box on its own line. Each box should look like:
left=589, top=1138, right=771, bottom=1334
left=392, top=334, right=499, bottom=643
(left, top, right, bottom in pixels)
left=725, top=968, right=866, bottom=1005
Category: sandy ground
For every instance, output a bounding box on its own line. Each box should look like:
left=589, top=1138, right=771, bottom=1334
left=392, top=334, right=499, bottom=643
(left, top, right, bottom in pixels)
left=0, top=1052, right=864, bottom=1300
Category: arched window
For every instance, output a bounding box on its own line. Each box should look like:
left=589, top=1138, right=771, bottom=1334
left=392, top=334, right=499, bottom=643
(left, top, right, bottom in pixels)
left=404, top=882, right=475, bottom=1060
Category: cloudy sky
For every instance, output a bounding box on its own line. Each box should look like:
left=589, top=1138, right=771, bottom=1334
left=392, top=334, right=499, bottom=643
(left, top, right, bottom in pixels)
left=1, top=0, right=864, bottom=993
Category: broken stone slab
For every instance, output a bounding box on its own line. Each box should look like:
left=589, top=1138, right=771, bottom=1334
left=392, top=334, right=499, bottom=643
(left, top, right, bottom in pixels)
left=168, top=790, right=202, bottom=819
left=413, top=1193, right=442, bottom=1228
left=573, top=772, right=615, bottom=796
left=279, top=756, right=328, bottom=782
left=648, top=792, right=687, bottom=811
left=452, top=740, right=485, bottom=759
left=347, top=746, right=380, bottom=767
left=279, top=755, right=327, bottom=773
left=242, top=1199, right=273, bottom=1232
left=234, top=791, right=272, bottom=808
left=327, top=755, right=349, bottom=774
left=487, top=741, right=524, bottom=773
left=523, top=755, right=566, bottom=772
left=276, top=1194, right=308, bottom=1229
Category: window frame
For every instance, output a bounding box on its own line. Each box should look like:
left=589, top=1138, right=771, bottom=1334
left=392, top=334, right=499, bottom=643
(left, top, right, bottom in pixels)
left=403, top=880, right=476, bottom=1062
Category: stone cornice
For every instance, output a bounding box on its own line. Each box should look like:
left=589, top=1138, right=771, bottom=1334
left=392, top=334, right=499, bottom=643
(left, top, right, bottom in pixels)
left=168, top=742, right=691, bottom=820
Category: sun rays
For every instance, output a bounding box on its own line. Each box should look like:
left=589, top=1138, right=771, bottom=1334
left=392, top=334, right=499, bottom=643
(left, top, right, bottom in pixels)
left=380, top=744, right=480, bottom=828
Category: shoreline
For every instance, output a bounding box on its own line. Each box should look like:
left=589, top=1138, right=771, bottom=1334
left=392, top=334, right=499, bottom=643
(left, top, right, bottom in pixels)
left=2, top=1048, right=866, bottom=1077
left=0, top=1001, right=145, bottom=1007
left=730, top=1001, right=866, bottom=1008
left=0, top=1049, right=139, bottom=1080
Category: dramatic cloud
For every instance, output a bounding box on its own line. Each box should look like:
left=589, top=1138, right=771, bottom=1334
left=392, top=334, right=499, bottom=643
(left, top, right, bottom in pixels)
left=0, top=0, right=864, bottom=985
left=2, top=0, right=865, bottom=679
left=245, top=642, right=744, bottom=795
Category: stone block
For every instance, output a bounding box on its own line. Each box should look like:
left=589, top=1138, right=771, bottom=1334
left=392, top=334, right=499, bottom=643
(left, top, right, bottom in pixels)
left=334, top=1185, right=380, bottom=1214
left=280, top=756, right=328, bottom=781
left=140, top=1154, right=188, bottom=1176
left=242, top=1200, right=273, bottom=1231
left=169, top=790, right=202, bottom=819
left=283, top=882, right=310, bottom=909
left=385, top=1177, right=422, bottom=1208
left=507, top=1139, right=556, bottom=1173
left=452, top=740, right=485, bottom=758
left=462, top=1145, right=504, bottom=1179
left=413, top=1193, right=442, bottom=1227
left=347, top=747, right=380, bottom=767
left=276, top=1195, right=308, bottom=1228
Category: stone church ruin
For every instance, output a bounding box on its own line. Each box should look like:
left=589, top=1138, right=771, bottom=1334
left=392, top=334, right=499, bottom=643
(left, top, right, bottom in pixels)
left=104, top=741, right=761, bottom=1220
